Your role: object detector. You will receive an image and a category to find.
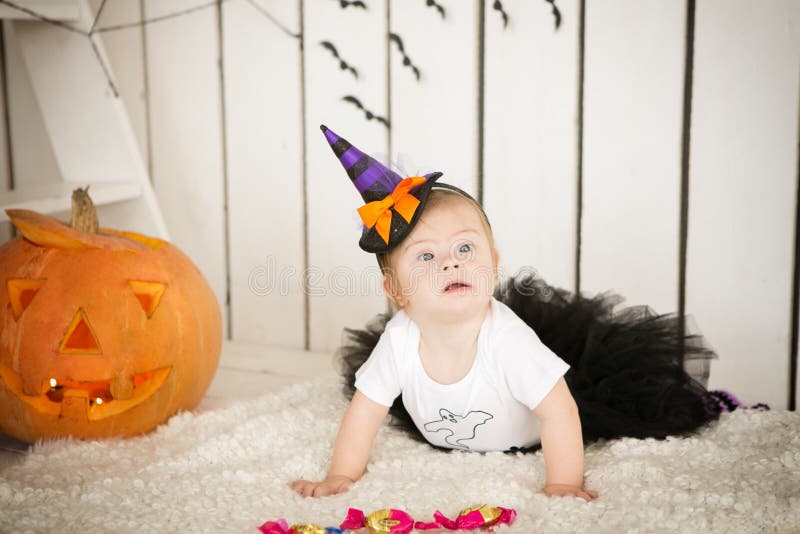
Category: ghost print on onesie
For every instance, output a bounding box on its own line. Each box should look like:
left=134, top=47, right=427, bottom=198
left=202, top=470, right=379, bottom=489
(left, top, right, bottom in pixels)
left=354, top=298, right=570, bottom=452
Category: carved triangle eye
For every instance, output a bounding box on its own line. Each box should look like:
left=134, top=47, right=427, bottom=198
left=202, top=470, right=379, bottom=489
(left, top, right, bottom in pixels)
left=7, top=279, right=46, bottom=320
left=128, top=281, right=166, bottom=319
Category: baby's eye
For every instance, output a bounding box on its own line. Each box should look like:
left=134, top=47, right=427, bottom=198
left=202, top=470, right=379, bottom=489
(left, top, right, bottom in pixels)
left=458, top=243, right=472, bottom=254
left=418, top=252, right=434, bottom=262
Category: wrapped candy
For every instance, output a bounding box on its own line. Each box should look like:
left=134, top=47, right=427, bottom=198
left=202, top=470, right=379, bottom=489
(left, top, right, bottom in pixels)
left=257, top=519, right=341, bottom=534
left=340, top=508, right=415, bottom=533
left=422, top=505, right=516, bottom=530
left=290, top=525, right=340, bottom=534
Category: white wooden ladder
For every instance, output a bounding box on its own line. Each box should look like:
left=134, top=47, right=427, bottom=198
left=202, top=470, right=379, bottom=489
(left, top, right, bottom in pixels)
left=0, top=0, right=167, bottom=238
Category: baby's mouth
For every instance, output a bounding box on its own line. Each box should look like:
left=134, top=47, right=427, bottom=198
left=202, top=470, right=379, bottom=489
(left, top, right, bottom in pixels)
left=443, top=281, right=471, bottom=294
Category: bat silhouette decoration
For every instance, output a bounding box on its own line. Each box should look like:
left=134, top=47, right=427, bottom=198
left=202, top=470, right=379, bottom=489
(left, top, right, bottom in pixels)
left=545, top=0, right=562, bottom=30
left=424, top=0, right=446, bottom=19
left=320, top=41, right=359, bottom=79
left=493, top=0, right=509, bottom=29
left=341, top=95, right=390, bottom=127
left=336, top=0, right=367, bottom=9
left=389, top=33, right=421, bottom=81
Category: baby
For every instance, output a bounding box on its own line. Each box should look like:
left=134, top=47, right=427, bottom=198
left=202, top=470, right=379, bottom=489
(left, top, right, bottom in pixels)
left=291, top=126, right=598, bottom=501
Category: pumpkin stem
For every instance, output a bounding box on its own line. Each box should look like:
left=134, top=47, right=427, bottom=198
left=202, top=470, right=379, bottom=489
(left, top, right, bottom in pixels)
left=70, top=187, right=99, bottom=234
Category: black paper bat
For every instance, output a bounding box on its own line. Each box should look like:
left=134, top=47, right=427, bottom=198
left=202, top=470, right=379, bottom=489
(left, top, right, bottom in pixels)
left=320, top=41, right=359, bottom=79
left=424, top=0, right=446, bottom=19
left=544, top=0, right=562, bottom=30
left=341, top=95, right=390, bottom=128
left=389, top=33, right=421, bottom=81
left=337, top=0, right=367, bottom=9
left=492, top=0, right=509, bottom=29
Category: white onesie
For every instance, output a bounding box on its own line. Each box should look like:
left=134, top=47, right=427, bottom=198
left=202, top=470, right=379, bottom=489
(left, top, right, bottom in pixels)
left=354, top=297, right=570, bottom=452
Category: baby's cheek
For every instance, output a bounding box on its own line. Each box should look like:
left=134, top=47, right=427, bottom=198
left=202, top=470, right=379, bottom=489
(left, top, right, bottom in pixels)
left=473, top=266, right=495, bottom=290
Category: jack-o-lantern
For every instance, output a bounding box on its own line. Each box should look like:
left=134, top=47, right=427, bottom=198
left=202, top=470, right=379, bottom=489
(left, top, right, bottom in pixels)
left=0, top=189, right=222, bottom=443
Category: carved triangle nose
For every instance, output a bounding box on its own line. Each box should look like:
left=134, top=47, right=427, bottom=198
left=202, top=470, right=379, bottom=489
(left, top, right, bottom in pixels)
left=59, top=308, right=102, bottom=354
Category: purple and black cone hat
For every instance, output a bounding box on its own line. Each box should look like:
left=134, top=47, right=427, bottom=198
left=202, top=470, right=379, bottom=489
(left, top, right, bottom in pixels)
left=320, top=125, right=443, bottom=253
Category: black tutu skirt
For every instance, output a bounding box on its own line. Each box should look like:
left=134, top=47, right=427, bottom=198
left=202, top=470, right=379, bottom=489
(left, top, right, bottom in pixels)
left=338, top=274, right=721, bottom=452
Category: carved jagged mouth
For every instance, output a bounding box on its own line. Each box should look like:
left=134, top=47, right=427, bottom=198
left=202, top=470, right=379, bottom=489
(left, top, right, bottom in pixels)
left=0, top=363, right=171, bottom=421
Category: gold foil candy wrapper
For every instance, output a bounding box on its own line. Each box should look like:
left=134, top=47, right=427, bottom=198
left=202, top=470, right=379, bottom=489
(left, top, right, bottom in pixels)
left=364, top=508, right=414, bottom=533
left=289, top=524, right=327, bottom=534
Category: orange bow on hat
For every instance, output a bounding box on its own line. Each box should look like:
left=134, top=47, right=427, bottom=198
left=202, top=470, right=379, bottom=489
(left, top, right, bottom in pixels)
left=357, top=177, right=427, bottom=245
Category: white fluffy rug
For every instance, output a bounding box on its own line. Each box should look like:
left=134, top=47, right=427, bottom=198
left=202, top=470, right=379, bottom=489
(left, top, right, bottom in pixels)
left=1, top=378, right=799, bottom=533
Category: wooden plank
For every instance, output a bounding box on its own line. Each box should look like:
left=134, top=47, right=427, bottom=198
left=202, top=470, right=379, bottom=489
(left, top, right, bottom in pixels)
left=390, top=1, right=479, bottom=194
left=0, top=24, right=11, bottom=243
left=687, top=0, right=800, bottom=409
left=87, top=0, right=149, bottom=170
left=2, top=21, right=59, bottom=191
left=304, top=0, right=389, bottom=351
left=222, top=0, right=305, bottom=348
left=143, top=0, right=228, bottom=334
left=483, top=0, right=580, bottom=290
left=580, top=1, right=687, bottom=314
left=201, top=341, right=337, bottom=411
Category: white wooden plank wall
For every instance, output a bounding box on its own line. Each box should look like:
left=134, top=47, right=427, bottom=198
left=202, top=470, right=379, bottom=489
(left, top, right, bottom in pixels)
left=390, top=1, right=478, bottom=194
left=142, top=0, right=229, bottom=336
left=222, top=0, right=305, bottom=348
left=687, top=0, right=800, bottom=410
left=483, top=0, right=579, bottom=290
left=0, top=1, right=798, bottom=408
left=304, top=0, right=389, bottom=351
left=87, top=0, right=149, bottom=169
left=581, top=0, right=687, bottom=314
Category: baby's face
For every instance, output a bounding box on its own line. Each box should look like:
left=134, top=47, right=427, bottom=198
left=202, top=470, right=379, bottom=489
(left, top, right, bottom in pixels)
left=384, top=195, right=497, bottom=323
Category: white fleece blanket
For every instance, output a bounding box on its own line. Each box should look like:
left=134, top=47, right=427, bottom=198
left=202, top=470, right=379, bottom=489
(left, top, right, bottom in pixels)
left=1, top=378, right=798, bottom=533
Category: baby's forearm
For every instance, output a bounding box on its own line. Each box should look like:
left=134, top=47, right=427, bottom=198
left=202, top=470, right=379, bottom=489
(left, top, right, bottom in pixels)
left=327, top=391, right=388, bottom=481
left=539, top=403, right=585, bottom=487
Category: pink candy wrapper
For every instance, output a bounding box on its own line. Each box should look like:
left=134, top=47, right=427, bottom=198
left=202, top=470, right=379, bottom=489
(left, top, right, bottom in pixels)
left=424, top=505, right=516, bottom=530
left=258, top=519, right=290, bottom=534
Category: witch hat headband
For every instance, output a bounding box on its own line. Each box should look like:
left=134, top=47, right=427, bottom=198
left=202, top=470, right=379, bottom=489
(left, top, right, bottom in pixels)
left=321, top=125, right=444, bottom=253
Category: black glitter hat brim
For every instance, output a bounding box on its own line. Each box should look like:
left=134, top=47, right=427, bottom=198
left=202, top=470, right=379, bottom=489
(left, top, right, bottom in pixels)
left=358, top=172, right=443, bottom=253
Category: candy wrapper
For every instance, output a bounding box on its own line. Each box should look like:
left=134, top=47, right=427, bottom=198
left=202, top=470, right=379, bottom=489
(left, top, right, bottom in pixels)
left=419, top=505, right=516, bottom=530
left=340, top=508, right=415, bottom=533
left=257, top=519, right=341, bottom=534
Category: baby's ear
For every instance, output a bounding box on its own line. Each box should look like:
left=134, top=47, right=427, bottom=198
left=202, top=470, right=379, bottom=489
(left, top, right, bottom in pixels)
left=492, top=248, right=501, bottom=272
left=383, top=273, right=408, bottom=308
left=383, top=274, right=399, bottom=301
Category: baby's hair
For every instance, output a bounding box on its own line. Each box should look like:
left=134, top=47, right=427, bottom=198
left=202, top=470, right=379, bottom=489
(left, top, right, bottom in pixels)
left=376, top=187, right=494, bottom=274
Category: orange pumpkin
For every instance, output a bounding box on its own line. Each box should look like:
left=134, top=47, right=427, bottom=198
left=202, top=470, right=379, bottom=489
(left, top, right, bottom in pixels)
left=0, top=190, right=222, bottom=443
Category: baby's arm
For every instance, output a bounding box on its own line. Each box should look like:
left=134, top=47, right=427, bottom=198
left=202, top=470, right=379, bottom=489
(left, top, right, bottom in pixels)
left=291, top=390, right=389, bottom=498
left=533, top=377, right=598, bottom=501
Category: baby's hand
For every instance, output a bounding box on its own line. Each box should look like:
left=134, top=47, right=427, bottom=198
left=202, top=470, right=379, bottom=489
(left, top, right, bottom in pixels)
left=291, top=475, right=355, bottom=498
left=541, top=484, right=598, bottom=502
